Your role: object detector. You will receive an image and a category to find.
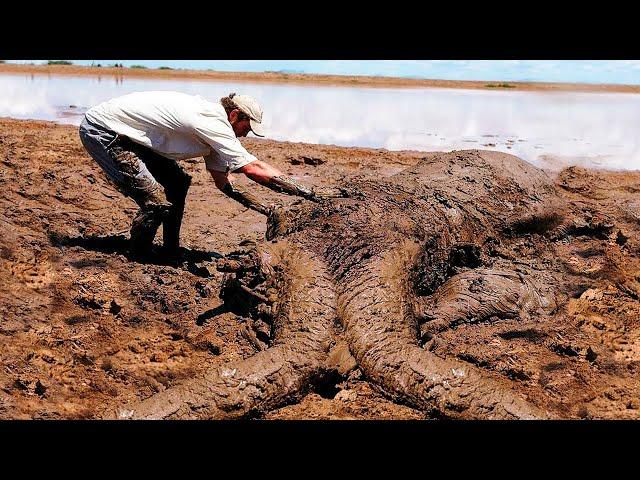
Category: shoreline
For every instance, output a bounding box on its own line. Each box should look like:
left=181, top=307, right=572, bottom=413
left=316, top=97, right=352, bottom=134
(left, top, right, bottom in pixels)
left=1, top=63, right=640, bottom=94
left=2, top=116, right=635, bottom=174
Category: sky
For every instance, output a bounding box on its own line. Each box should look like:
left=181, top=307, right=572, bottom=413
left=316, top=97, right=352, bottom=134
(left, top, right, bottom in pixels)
left=7, top=60, right=640, bottom=85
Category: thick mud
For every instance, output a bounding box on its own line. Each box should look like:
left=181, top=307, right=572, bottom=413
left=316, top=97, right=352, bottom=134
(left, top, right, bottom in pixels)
left=2, top=118, right=640, bottom=419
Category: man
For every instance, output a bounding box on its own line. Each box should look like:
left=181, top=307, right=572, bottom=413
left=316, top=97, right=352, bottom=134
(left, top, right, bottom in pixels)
left=79, top=91, right=324, bottom=260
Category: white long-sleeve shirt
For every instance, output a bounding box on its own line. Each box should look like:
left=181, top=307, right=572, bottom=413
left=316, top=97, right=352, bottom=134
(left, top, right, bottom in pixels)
left=85, top=91, right=257, bottom=172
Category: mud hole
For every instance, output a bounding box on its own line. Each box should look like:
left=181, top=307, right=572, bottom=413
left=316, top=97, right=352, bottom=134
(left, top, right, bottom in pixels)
left=1, top=118, right=640, bottom=419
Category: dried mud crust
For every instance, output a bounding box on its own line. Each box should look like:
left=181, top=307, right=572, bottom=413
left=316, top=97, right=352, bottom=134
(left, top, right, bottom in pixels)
left=2, top=118, right=640, bottom=419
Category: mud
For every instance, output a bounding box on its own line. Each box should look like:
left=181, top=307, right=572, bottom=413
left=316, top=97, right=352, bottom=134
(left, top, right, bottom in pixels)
left=2, top=118, right=640, bottom=419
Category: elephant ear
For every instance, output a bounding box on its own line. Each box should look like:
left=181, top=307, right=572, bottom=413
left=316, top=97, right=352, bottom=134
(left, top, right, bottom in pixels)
left=415, top=267, right=549, bottom=345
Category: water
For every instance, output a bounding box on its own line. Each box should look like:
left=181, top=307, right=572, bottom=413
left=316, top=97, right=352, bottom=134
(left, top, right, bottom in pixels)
left=1, top=72, right=639, bottom=171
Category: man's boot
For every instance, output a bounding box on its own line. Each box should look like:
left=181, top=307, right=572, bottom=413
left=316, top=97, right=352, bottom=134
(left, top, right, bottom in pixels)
left=130, top=203, right=172, bottom=260
left=161, top=173, right=191, bottom=262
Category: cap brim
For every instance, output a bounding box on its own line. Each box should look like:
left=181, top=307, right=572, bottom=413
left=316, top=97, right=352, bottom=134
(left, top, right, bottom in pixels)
left=250, top=119, right=265, bottom=137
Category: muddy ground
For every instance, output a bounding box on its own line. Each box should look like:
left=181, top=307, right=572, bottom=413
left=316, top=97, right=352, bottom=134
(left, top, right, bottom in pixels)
left=1, top=117, right=640, bottom=419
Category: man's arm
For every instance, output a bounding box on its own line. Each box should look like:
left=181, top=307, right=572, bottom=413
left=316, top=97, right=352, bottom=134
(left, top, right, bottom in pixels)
left=259, top=175, right=321, bottom=202
left=194, top=112, right=326, bottom=203
left=235, top=160, right=323, bottom=202
left=208, top=169, right=271, bottom=216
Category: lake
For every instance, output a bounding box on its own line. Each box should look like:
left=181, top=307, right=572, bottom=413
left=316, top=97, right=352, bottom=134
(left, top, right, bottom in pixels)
left=1, top=72, right=639, bottom=171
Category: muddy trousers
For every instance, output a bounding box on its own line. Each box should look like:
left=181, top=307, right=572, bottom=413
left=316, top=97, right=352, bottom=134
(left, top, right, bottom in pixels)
left=78, top=118, right=192, bottom=256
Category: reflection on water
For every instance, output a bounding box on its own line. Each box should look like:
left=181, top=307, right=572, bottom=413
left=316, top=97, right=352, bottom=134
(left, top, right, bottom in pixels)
left=1, top=73, right=639, bottom=170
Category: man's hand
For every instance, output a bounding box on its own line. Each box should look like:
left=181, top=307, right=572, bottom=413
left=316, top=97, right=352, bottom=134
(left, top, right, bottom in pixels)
left=236, top=160, right=353, bottom=204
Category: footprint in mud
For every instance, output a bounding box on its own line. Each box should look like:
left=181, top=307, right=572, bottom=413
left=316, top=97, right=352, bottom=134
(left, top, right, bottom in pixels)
left=587, top=322, right=640, bottom=363
left=611, top=330, right=640, bottom=362
left=7, top=253, right=56, bottom=290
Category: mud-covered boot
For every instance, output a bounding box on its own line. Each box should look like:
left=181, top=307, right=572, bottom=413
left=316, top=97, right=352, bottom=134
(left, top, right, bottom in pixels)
left=129, top=203, right=172, bottom=260
left=162, top=173, right=191, bottom=259
left=156, top=245, right=184, bottom=265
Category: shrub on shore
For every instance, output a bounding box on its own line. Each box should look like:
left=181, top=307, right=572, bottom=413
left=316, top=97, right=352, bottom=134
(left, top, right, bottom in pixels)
left=485, top=82, right=515, bottom=88
left=159, top=66, right=173, bottom=70
left=47, top=60, right=74, bottom=65
left=130, top=65, right=148, bottom=69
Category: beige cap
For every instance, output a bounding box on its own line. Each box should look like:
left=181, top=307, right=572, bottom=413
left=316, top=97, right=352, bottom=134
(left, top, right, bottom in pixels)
left=231, top=93, right=265, bottom=137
